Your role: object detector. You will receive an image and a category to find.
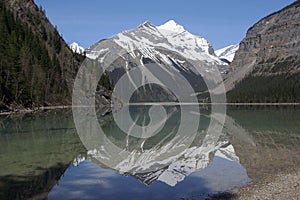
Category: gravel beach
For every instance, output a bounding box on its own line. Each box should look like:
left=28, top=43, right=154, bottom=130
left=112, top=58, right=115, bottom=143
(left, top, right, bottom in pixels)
left=209, top=169, right=300, bottom=199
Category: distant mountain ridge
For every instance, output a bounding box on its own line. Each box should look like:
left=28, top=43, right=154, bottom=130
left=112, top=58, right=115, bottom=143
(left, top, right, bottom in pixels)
left=87, top=20, right=225, bottom=65
left=215, top=44, right=239, bottom=63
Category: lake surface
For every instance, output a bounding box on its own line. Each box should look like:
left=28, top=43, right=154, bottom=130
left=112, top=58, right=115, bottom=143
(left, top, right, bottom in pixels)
left=0, top=106, right=299, bottom=199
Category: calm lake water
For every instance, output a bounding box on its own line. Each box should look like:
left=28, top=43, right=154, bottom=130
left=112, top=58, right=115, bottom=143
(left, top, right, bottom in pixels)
left=0, top=106, right=299, bottom=200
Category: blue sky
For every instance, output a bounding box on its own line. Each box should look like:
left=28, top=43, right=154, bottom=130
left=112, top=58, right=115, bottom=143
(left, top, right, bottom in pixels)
left=34, top=0, right=295, bottom=49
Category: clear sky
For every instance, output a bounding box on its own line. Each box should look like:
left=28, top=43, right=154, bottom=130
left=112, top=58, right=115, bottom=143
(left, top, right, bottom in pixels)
left=34, top=0, right=296, bottom=49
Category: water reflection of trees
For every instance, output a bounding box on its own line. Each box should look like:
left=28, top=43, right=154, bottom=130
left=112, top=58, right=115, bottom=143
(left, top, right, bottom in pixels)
left=225, top=108, right=300, bottom=180
left=0, top=110, right=86, bottom=200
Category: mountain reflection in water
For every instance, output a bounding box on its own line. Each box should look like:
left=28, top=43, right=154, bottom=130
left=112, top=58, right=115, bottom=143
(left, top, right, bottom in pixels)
left=80, top=105, right=241, bottom=187
left=0, top=107, right=299, bottom=199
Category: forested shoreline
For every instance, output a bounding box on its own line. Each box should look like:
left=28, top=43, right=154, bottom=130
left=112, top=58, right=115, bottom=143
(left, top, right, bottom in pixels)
left=0, top=1, right=84, bottom=110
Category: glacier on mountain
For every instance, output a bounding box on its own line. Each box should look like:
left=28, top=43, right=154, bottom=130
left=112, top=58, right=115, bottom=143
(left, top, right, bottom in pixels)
left=215, top=44, right=239, bottom=62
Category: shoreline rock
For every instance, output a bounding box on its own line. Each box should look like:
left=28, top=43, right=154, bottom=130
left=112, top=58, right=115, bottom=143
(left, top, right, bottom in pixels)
left=208, top=168, right=300, bottom=199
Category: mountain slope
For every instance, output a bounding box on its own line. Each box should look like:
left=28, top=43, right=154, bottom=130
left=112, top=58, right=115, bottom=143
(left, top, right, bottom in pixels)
left=0, top=0, right=83, bottom=110
left=226, top=1, right=300, bottom=103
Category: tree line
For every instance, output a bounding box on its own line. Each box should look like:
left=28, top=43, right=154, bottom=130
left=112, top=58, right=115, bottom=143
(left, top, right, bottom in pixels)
left=227, top=72, right=300, bottom=103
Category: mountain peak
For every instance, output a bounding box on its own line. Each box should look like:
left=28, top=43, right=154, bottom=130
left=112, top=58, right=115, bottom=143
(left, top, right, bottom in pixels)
left=138, top=20, right=155, bottom=29
left=157, top=20, right=185, bottom=33
left=69, top=42, right=85, bottom=54
left=141, top=20, right=151, bottom=25
left=70, top=42, right=79, bottom=46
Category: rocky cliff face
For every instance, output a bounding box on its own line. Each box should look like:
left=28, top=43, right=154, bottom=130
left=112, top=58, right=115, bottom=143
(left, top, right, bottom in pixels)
left=226, top=1, right=300, bottom=102
left=231, top=1, right=300, bottom=75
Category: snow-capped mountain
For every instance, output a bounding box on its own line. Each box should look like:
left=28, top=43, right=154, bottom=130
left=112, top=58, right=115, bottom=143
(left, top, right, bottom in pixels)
left=84, top=20, right=229, bottom=101
left=215, top=44, right=239, bottom=63
left=87, top=20, right=224, bottom=65
left=69, top=42, right=85, bottom=54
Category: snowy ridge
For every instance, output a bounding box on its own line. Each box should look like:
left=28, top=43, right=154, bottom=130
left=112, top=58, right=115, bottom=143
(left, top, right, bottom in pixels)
left=215, top=44, right=239, bottom=62
left=115, top=20, right=224, bottom=64
left=87, top=20, right=226, bottom=66
left=69, top=42, right=85, bottom=54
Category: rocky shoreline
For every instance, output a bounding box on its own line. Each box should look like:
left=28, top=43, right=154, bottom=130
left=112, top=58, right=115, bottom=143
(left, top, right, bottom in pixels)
left=0, top=103, right=299, bottom=116
left=236, top=170, right=300, bottom=199
left=208, top=168, right=300, bottom=200
left=0, top=105, right=73, bottom=116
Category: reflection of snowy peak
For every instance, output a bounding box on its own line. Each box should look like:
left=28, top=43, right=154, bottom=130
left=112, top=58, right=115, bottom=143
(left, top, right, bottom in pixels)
left=87, top=139, right=239, bottom=187
left=75, top=105, right=234, bottom=187
left=156, top=143, right=239, bottom=186
left=215, top=144, right=240, bottom=162
left=215, top=44, right=239, bottom=63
